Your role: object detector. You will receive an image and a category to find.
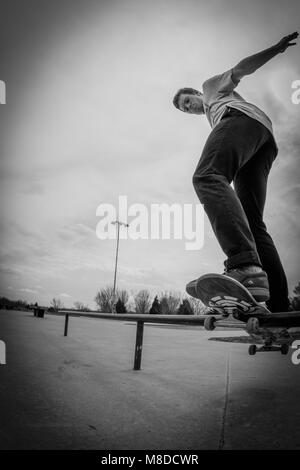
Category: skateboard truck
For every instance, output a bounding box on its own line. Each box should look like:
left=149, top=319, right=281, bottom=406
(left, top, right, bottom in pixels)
left=248, top=343, right=290, bottom=355
left=246, top=317, right=291, bottom=355
left=204, top=314, right=292, bottom=356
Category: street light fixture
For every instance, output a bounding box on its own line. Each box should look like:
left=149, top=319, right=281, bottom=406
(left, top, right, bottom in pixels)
left=111, top=220, right=129, bottom=312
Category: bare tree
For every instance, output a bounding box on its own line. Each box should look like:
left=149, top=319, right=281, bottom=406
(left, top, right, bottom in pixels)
left=73, top=301, right=89, bottom=311
left=167, top=291, right=181, bottom=314
left=134, top=290, right=151, bottom=314
left=50, top=298, right=64, bottom=311
left=159, top=291, right=181, bottom=315
left=95, top=286, right=116, bottom=312
left=293, top=282, right=300, bottom=296
left=118, top=290, right=129, bottom=308
left=126, top=295, right=136, bottom=313
left=188, top=297, right=208, bottom=315
left=292, top=281, right=300, bottom=310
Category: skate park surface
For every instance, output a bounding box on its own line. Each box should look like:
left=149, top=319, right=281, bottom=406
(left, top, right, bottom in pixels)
left=0, top=309, right=300, bottom=450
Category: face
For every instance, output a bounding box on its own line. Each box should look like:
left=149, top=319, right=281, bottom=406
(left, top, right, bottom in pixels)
left=178, top=93, right=204, bottom=114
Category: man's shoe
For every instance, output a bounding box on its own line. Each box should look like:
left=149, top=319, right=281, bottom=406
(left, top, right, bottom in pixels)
left=225, top=267, right=270, bottom=302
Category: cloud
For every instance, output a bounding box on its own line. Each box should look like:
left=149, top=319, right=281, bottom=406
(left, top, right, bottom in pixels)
left=19, top=288, right=38, bottom=294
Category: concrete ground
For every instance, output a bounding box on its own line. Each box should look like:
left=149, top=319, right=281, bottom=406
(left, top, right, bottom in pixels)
left=0, top=309, right=300, bottom=450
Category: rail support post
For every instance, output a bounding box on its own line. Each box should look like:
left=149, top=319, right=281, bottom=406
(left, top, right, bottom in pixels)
left=134, top=321, right=144, bottom=370
left=64, top=314, right=69, bottom=337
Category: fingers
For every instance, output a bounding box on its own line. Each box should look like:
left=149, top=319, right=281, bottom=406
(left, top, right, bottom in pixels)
left=284, top=32, right=298, bottom=41
left=284, top=32, right=298, bottom=47
left=288, top=32, right=298, bottom=39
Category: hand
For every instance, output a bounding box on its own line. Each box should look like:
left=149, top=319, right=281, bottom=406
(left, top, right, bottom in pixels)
left=276, top=32, right=298, bottom=53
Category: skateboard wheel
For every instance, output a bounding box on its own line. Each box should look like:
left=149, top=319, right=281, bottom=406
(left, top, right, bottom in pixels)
left=248, top=344, right=257, bottom=355
left=246, top=317, right=260, bottom=335
left=280, top=344, right=289, bottom=355
left=204, top=316, right=216, bottom=331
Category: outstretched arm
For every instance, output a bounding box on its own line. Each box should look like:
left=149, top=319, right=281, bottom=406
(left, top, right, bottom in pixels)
left=232, top=32, right=298, bottom=82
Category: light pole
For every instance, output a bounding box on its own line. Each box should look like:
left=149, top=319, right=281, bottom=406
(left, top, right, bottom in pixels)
left=111, top=220, right=129, bottom=313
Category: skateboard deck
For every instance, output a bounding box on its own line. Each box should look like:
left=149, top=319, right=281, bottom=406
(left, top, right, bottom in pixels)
left=186, top=273, right=300, bottom=355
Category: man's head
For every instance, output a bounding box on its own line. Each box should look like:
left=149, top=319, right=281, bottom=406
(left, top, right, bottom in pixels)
left=173, top=87, right=204, bottom=115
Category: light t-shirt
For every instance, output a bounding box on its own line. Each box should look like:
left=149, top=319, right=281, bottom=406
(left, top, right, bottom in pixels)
left=202, top=69, right=276, bottom=147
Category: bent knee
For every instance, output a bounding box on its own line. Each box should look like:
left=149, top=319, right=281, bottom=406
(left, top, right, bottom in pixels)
left=192, top=171, right=207, bottom=188
left=192, top=171, right=226, bottom=188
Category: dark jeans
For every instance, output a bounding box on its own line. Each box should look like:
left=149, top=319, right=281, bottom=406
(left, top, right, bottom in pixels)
left=193, top=107, right=289, bottom=312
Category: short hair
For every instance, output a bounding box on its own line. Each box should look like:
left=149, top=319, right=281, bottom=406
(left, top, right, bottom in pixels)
left=173, top=87, right=202, bottom=110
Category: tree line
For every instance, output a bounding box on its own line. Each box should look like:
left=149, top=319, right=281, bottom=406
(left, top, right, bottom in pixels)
left=94, top=286, right=208, bottom=315
left=1, top=280, right=300, bottom=314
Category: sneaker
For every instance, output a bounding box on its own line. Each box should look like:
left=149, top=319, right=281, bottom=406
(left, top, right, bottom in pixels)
left=225, top=266, right=270, bottom=302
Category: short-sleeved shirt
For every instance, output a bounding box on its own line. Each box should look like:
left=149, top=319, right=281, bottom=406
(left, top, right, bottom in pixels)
left=202, top=69, right=277, bottom=147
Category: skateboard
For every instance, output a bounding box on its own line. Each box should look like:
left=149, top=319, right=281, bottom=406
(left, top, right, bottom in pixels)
left=186, top=273, right=300, bottom=355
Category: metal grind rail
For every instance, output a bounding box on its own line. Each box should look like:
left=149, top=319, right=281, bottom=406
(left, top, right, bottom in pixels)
left=59, top=311, right=219, bottom=370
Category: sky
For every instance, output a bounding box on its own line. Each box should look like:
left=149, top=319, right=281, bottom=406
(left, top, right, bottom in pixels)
left=0, top=0, right=299, bottom=308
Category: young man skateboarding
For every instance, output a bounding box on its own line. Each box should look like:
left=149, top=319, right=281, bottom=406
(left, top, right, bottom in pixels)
left=173, top=32, right=298, bottom=312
